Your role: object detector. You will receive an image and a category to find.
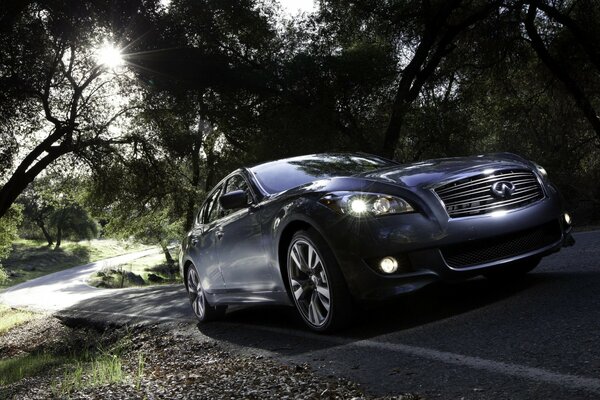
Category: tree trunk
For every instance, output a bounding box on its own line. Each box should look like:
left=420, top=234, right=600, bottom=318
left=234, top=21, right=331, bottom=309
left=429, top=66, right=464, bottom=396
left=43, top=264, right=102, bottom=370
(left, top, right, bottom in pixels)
left=531, top=0, right=600, bottom=73
left=380, top=1, right=496, bottom=158
left=185, top=132, right=203, bottom=230
left=36, top=220, right=53, bottom=246
left=55, top=226, right=62, bottom=249
left=0, top=131, right=71, bottom=219
left=160, top=242, right=174, bottom=266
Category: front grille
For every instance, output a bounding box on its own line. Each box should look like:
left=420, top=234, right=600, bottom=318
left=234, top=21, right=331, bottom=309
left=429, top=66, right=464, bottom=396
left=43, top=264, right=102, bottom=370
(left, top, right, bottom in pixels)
left=434, top=169, right=544, bottom=218
left=441, top=221, right=561, bottom=269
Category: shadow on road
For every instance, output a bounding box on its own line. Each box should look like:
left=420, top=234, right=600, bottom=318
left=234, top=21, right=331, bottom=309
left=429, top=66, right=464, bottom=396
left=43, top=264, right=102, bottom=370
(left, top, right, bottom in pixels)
left=195, top=275, right=540, bottom=354
left=59, top=284, right=192, bottom=324
left=57, top=268, right=600, bottom=377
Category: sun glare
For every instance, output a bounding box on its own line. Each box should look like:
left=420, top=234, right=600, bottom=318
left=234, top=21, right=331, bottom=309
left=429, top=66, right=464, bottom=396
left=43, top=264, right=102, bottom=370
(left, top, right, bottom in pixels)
left=96, top=41, right=124, bottom=68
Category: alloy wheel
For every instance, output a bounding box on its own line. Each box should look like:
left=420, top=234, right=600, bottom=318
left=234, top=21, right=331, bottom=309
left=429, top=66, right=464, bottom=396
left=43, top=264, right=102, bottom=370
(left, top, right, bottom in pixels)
left=288, top=239, right=331, bottom=328
left=187, top=267, right=205, bottom=320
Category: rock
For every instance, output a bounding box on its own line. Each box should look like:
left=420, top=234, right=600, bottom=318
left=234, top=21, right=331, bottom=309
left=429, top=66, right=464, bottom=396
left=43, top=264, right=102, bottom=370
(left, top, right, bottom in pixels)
left=8, top=270, right=22, bottom=278
left=147, top=273, right=164, bottom=283
left=123, top=271, right=145, bottom=286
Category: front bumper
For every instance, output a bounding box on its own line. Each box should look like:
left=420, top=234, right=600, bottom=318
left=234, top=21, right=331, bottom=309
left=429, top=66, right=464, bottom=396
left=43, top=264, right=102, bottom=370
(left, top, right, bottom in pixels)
left=317, top=192, right=572, bottom=302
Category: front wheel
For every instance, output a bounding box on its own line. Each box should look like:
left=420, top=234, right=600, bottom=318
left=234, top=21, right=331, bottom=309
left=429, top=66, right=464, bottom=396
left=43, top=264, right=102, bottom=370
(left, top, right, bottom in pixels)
left=287, top=229, right=352, bottom=332
left=186, top=266, right=226, bottom=322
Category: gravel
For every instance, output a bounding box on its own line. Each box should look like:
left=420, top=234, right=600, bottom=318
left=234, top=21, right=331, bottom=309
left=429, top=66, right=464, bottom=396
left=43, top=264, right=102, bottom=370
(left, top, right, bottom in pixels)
left=0, top=316, right=422, bottom=400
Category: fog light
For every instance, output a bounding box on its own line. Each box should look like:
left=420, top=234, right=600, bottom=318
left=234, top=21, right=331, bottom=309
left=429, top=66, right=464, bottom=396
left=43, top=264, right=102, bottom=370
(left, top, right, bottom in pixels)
left=379, top=257, right=399, bottom=274
left=564, top=212, right=571, bottom=225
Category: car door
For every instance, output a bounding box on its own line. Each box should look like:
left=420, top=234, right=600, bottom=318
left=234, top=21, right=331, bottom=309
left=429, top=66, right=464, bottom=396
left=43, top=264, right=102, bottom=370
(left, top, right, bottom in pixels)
left=187, top=185, right=226, bottom=292
left=216, top=174, right=274, bottom=292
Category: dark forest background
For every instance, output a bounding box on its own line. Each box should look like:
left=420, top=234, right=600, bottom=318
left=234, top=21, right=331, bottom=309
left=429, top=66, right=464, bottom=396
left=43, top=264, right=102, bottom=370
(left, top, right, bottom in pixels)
left=1, top=0, right=599, bottom=261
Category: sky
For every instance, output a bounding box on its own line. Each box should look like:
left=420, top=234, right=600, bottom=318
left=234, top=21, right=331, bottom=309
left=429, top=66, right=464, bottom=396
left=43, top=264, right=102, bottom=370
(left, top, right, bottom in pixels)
left=158, top=0, right=317, bottom=15
left=279, top=0, right=317, bottom=15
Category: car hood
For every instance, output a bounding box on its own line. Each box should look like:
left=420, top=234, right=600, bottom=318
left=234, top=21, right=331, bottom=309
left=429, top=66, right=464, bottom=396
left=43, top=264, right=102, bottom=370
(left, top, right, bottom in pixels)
left=359, top=154, right=534, bottom=188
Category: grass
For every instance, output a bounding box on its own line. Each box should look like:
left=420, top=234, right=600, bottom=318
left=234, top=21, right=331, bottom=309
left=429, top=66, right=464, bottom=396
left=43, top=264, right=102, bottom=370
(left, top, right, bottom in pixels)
left=0, top=317, right=139, bottom=395
left=1, top=239, right=153, bottom=289
left=88, top=251, right=180, bottom=289
left=50, top=329, right=133, bottom=396
left=135, top=353, right=145, bottom=390
left=52, top=354, right=124, bottom=396
left=0, top=353, right=68, bottom=386
left=0, top=340, right=129, bottom=393
left=0, top=304, right=38, bottom=334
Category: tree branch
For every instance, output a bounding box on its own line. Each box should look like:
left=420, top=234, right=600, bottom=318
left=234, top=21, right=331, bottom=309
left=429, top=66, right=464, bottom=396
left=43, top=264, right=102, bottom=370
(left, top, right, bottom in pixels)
left=531, top=0, right=600, bottom=72
left=524, top=4, right=600, bottom=139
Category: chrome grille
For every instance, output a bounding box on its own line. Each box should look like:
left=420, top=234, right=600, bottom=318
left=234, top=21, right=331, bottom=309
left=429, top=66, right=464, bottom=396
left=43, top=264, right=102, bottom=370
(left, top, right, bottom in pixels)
left=434, top=169, right=544, bottom=218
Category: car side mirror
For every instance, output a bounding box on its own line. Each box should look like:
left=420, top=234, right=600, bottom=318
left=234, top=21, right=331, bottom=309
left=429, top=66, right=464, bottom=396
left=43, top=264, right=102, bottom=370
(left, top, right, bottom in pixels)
left=220, top=190, right=249, bottom=210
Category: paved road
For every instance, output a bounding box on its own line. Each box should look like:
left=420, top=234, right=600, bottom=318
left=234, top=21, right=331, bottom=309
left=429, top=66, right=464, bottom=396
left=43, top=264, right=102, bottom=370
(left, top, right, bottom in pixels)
left=2, top=232, right=599, bottom=399
left=0, top=247, right=162, bottom=311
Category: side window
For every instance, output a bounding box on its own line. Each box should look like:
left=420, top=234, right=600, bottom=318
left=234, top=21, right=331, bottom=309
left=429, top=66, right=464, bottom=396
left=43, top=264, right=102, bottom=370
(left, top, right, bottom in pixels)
left=203, top=186, right=222, bottom=224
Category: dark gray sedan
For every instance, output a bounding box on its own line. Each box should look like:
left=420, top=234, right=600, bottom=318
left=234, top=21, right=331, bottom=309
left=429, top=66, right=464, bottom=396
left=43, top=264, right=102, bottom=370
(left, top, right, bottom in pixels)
left=179, top=153, right=574, bottom=332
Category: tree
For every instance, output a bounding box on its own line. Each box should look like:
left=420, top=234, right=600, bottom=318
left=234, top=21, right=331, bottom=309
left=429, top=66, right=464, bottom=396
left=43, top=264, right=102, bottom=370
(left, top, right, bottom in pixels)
left=311, top=0, right=502, bottom=158
left=0, top=0, right=154, bottom=219
left=49, top=200, right=98, bottom=249
left=522, top=0, right=600, bottom=140
left=18, top=174, right=98, bottom=248
left=19, top=183, right=55, bottom=246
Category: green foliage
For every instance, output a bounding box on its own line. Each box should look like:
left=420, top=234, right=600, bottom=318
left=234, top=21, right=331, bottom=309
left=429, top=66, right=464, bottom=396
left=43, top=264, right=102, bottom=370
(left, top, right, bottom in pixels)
left=0, top=205, right=22, bottom=283
left=104, top=205, right=182, bottom=251
left=0, top=205, right=22, bottom=260
left=2, top=0, right=600, bottom=228
left=18, top=175, right=98, bottom=247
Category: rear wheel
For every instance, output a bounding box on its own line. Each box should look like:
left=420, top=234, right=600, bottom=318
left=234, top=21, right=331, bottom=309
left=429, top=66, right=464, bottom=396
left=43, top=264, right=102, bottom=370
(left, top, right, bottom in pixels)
left=483, top=257, right=541, bottom=282
left=287, top=229, right=352, bottom=332
left=186, top=266, right=226, bottom=322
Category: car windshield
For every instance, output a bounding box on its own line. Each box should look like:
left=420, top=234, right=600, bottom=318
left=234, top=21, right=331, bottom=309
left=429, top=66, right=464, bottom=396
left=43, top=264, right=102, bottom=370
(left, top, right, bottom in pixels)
left=250, top=154, right=395, bottom=194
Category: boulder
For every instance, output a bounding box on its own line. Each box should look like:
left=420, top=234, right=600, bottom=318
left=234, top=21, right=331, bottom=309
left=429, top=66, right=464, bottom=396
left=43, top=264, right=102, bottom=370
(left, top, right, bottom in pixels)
left=147, top=273, right=164, bottom=283
left=123, top=271, right=145, bottom=286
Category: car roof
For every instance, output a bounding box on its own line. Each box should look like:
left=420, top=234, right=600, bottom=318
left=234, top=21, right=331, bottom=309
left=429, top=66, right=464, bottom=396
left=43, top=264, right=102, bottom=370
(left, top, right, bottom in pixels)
left=247, top=152, right=395, bottom=170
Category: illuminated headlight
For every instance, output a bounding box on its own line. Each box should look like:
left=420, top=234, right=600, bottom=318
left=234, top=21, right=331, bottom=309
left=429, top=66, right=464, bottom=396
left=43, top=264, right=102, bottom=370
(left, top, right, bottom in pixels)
left=532, top=161, right=548, bottom=179
left=349, top=198, right=368, bottom=214
left=320, top=192, right=414, bottom=216
left=564, top=212, right=571, bottom=225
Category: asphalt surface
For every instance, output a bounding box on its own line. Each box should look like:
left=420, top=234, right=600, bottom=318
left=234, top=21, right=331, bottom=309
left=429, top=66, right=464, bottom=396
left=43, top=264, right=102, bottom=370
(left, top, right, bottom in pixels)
left=2, top=231, right=599, bottom=399
left=0, top=247, right=162, bottom=310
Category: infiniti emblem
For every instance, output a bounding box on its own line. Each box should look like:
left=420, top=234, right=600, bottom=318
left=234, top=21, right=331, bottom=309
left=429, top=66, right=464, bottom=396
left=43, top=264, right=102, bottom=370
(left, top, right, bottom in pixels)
left=491, top=181, right=516, bottom=198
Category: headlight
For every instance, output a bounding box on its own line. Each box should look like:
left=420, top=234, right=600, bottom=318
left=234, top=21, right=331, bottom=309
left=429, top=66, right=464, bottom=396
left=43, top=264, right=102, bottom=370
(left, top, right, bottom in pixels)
left=532, top=161, right=548, bottom=179
left=319, top=192, right=414, bottom=216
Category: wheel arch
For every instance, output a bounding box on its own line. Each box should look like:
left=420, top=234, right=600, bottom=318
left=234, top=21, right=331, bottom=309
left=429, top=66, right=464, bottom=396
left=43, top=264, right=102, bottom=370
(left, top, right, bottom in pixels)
left=182, top=260, right=194, bottom=290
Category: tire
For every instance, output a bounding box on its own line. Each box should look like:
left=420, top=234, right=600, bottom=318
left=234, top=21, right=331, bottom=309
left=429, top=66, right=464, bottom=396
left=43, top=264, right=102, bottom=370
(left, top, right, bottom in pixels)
left=483, top=257, right=541, bottom=282
left=186, top=266, right=226, bottom=322
left=287, top=229, right=353, bottom=332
